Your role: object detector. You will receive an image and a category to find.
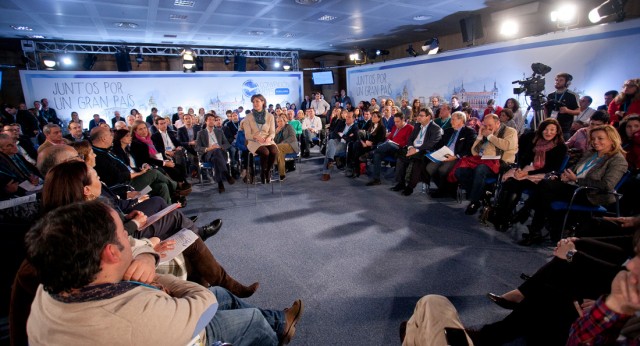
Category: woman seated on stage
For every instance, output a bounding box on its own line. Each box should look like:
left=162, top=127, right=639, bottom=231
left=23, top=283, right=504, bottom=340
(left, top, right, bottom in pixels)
left=518, top=124, right=628, bottom=246
left=129, top=120, right=190, bottom=189
left=274, top=114, right=299, bottom=181
left=489, top=118, right=567, bottom=232
left=242, top=94, right=277, bottom=184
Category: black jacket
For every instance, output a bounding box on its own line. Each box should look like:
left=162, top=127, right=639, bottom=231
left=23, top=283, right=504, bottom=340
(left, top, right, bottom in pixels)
left=92, top=146, right=133, bottom=187
left=437, top=126, right=477, bottom=157
left=151, top=130, right=182, bottom=160
left=407, top=121, right=443, bottom=155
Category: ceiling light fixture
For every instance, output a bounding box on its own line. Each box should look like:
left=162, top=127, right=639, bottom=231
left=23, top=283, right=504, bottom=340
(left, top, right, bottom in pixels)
left=318, top=15, right=337, bottom=21
left=283, top=63, right=291, bottom=71
left=589, top=0, right=628, bottom=23
left=413, top=15, right=432, bottom=21
left=421, top=38, right=439, bottom=54
left=273, top=61, right=281, bottom=68
left=406, top=44, right=418, bottom=57
left=249, top=31, right=265, bottom=36
left=135, top=53, right=144, bottom=66
left=114, top=22, right=139, bottom=29
left=283, top=33, right=295, bottom=38
left=174, top=0, right=195, bottom=7
left=61, top=56, right=74, bottom=66
left=224, top=56, right=231, bottom=65
left=11, top=25, right=33, bottom=31
left=27, top=34, right=45, bottom=39
left=499, top=20, right=519, bottom=36
left=295, top=0, right=321, bottom=4
left=169, top=14, right=188, bottom=20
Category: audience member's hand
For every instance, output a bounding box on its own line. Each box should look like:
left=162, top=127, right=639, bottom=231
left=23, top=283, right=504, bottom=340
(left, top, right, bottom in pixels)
left=365, top=140, right=373, bottom=147
left=553, top=238, right=576, bottom=260
left=581, top=299, right=596, bottom=313
left=561, top=169, right=577, bottom=183
left=5, top=180, right=19, bottom=194
left=406, top=147, right=417, bottom=156
left=127, top=191, right=140, bottom=199
left=480, top=124, right=491, bottom=137
left=166, top=150, right=175, bottom=157
left=153, top=240, right=176, bottom=258
left=514, top=169, right=528, bottom=180
left=163, top=160, right=175, bottom=168
left=606, top=270, right=640, bottom=315
left=138, top=194, right=150, bottom=203
left=559, top=106, right=570, bottom=114
left=123, top=253, right=156, bottom=283
left=29, top=174, right=40, bottom=186
left=127, top=210, right=147, bottom=226
left=603, top=216, right=640, bottom=228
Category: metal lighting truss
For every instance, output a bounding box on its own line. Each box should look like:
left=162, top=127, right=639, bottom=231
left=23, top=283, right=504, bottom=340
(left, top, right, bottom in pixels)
left=21, top=40, right=299, bottom=71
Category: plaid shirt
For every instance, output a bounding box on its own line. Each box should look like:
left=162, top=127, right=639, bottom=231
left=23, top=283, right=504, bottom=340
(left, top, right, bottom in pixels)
left=567, top=296, right=638, bottom=345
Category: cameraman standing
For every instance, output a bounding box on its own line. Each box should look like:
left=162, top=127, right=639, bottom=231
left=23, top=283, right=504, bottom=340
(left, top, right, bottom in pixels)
left=545, top=72, right=579, bottom=140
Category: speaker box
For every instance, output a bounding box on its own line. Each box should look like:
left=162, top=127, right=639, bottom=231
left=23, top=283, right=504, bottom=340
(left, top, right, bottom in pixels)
left=460, top=15, right=484, bottom=43
left=234, top=55, right=246, bottom=72
left=115, top=51, right=132, bottom=72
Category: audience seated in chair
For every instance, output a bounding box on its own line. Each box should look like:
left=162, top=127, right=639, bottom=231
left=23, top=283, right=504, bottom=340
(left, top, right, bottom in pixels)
left=349, top=110, right=386, bottom=178
left=391, top=107, right=443, bottom=196
left=18, top=201, right=302, bottom=346
left=366, top=112, right=414, bottom=186
left=177, top=113, right=202, bottom=178
left=489, top=118, right=567, bottom=233
left=301, top=108, right=322, bottom=158
left=0, top=133, right=42, bottom=200
left=151, top=116, right=189, bottom=179
left=321, top=111, right=358, bottom=181
left=222, top=111, right=241, bottom=179
left=452, top=113, right=518, bottom=215
left=425, top=111, right=477, bottom=197
left=93, top=126, right=190, bottom=205
left=196, top=114, right=235, bottom=193
left=274, top=114, right=299, bottom=181
left=518, top=125, right=628, bottom=245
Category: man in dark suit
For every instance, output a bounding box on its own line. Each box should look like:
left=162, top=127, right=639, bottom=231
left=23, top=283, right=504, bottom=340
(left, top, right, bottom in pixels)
left=88, top=114, right=107, bottom=131
left=425, top=111, right=477, bottom=197
left=0, top=133, right=42, bottom=199
left=146, top=107, right=159, bottom=126
left=151, top=117, right=188, bottom=179
left=3, top=123, right=38, bottom=164
left=391, top=107, right=443, bottom=196
left=63, top=121, right=90, bottom=143
left=111, top=111, right=124, bottom=128
left=321, top=111, right=359, bottom=181
left=195, top=114, right=234, bottom=193
left=177, top=113, right=202, bottom=177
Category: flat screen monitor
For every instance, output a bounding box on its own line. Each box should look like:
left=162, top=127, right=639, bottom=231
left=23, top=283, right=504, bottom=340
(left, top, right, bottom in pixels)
left=312, top=71, right=334, bottom=85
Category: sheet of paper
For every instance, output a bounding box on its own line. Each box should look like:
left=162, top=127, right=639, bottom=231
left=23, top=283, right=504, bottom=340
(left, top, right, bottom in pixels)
left=481, top=155, right=501, bottom=160
left=139, top=203, right=180, bottom=230
left=18, top=180, right=42, bottom=192
left=425, top=146, right=455, bottom=163
left=139, top=185, right=152, bottom=196
left=159, top=228, right=199, bottom=264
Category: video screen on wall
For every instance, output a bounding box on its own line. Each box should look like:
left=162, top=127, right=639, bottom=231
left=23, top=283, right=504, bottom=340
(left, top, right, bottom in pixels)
left=312, top=71, right=334, bottom=85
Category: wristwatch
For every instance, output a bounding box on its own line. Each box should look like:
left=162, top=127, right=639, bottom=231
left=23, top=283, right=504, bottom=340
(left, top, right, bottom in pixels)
left=566, top=249, right=577, bottom=263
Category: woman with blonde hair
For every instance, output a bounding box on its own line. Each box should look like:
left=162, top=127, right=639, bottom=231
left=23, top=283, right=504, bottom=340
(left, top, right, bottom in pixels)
left=274, top=115, right=299, bottom=181
left=519, top=124, right=628, bottom=245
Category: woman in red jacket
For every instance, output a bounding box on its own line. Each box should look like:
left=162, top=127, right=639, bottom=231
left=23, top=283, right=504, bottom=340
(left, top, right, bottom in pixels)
left=608, top=78, right=640, bottom=125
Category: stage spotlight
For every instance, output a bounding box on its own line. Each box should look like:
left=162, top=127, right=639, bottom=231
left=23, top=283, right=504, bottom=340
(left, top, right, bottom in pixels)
left=61, top=55, right=74, bottom=66
left=421, top=38, right=439, bottom=55
left=406, top=44, right=418, bottom=57
left=224, top=56, right=231, bottom=65
left=182, top=49, right=196, bottom=72
left=135, top=53, right=144, bottom=66
left=375, top=49, right=389, bottom=56
left=42, top=55, right=57, bottom=69
left=499, top=20, right=519, bottom=37
left=274, top=61, right=281, bottom=68
left=550, top=4, right=577, bottom=23
left=349, top=52, right=361, bottom=61
left=283, top=63, right=291, bottom=71
left=589, top=0, right=627, bottom=23
left=256, top=58, right=267, bottom=71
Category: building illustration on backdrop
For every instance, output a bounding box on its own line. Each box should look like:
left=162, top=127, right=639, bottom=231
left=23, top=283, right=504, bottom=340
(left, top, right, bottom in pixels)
left=451, top=81, right=499, bottom=111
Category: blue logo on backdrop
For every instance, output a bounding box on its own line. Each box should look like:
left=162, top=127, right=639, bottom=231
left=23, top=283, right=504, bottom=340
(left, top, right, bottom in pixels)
left=242, top=80, right=259, bottom=98
left=275, top=88, right=290, bottom=95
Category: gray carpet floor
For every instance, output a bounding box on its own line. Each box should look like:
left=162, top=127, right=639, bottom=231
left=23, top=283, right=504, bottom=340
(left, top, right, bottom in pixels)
left=182, top=154, right=551, bottom=345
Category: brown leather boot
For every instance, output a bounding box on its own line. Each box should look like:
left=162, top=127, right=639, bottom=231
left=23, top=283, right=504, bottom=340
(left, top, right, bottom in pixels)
left=183, top=238, right=259, bottom=297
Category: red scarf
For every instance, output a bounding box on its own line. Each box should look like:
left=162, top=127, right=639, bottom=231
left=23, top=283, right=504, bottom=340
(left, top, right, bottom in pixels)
left=532, top=139, right=556, bottom=170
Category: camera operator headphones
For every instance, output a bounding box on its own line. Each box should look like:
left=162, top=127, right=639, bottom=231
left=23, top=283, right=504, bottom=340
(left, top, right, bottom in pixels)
left=564, top=74, right=573, bottom=87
